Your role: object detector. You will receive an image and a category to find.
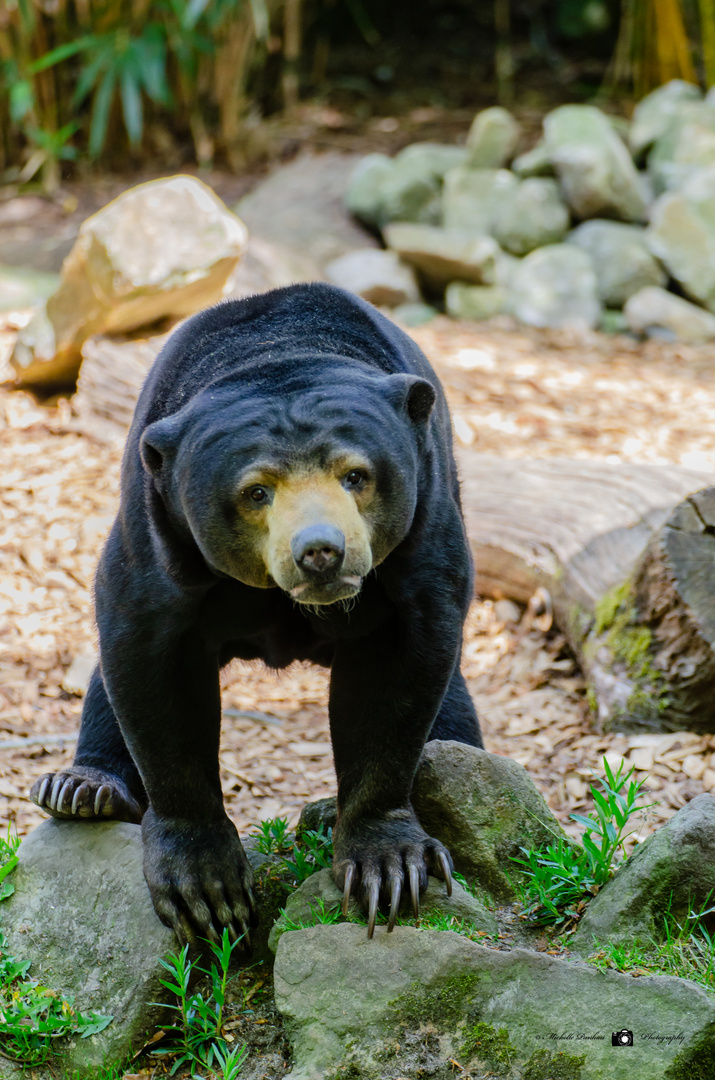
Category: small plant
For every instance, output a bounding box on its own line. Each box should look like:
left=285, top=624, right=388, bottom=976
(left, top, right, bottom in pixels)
left=278, top=897, right=346, bottom=934
left=154, top=928, right=248, bottom=1076
left=279, top=824, right=333, bottom=888
left=512, top=758, right=657, bottom=925
left=249, top=816, right=292, bottom=855
left=587, top=892, right=715, bottom=993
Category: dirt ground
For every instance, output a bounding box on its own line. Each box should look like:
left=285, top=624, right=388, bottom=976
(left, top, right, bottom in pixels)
left=2, top=309, right=715, bottom=850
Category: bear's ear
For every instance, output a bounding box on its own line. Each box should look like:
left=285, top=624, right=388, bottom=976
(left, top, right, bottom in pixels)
left=139, top=415, right=182, bottom=478
left=385, top=374, right=436, bottom=425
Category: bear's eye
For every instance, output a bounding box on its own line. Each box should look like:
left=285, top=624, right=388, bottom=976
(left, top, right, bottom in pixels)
left=246, top=485, right=270, bottom=505
left=343, top=469, right=367, bottom=490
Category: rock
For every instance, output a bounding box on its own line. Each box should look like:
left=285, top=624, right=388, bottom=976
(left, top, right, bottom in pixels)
left=599, top=309, right=629, bottom=334
left=0, top=264, right=59, bottom=311
left=237, top=150, right=377, bottom=266
left=411, top=741, right=563, bottom=899
left=1, top=819, right=176, bottom=1076
left=465, top=106, right=521, bottom=168
left=445, top=282, right=508, bottom=321
left=325, top=249, right=420, bottom=307
left=647, top=101, right=715, bottom=193
left=492, top=177, right=570, bottom=255
left=383, top=222, right=499, bottom=289
left=567, top=219, right=666, bottom=307
left=11, top=176, right=247, bottom=388
left=630, top=79, right=702, bottom=159
left=344, top=152, right=394, bottom=228
left=512, top=139, right=554, bottom=178
left=268, top=867, right=498, bottom=953
left=391, top=301, right=439, bottom=326
left=509, top=243, right=601, bottom=330
left=442, top=166, right=518, bottom=234
left=543, top=104, right=648, bottom=222
left=442, top=168, right=568, bottom=255
left=394, top=141, right=468, bottom=180
left=646, top=189, right=715, bottom=311
left=346, top=148, right=448, bottom=230
left=297, top=797, right=337, bottom=839
left=572, top=794, right=715, bottom=953
left=624, top=286, right=715, bottom=343
left=274, top=923, right=715, bottom=1080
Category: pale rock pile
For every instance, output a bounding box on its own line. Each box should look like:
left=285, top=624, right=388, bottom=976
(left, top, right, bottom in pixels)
left=341, top=84, right=715, bottom=343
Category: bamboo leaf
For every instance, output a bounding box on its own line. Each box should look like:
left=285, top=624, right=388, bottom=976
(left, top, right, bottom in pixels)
left=89, top=67, right=117, bottom=158
left=29, top=36, right=97, bottom=74
left=120, top=67, right=144, bottom=146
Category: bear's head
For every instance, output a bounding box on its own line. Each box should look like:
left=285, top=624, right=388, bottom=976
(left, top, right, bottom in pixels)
left=139, top=368, right=436, bottom=605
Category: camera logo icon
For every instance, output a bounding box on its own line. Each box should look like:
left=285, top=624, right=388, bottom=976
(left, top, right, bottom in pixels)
left=612, top=1029, right=634, bottom=1046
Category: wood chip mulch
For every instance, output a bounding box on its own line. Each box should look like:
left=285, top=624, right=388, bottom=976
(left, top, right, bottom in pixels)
left=2, top=310, right=715, bottom=850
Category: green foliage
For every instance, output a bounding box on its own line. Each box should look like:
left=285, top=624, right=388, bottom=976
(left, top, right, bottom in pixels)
left=154, top=929, right=249, bottom=1076
left=278, top=897, right=346, bottom=933
left=0, top=827, right=113, bottom=1065
left=0, top=0, right=270, bottom=183
left=512, top=757, right=657, bottom=925
left=279, top=824, right=333, bottom=889
left=588, top=891, right=715, bottom=993
left=250, top=816, right=293, bottom=855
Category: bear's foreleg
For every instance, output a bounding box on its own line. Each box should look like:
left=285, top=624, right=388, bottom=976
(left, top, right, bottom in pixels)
left=89, top=615, right=256, bottom=948
left=328, top=612, right=461, bottom=937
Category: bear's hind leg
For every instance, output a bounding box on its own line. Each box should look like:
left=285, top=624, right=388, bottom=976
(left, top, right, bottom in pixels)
left=428, top=665, right=483, bottom=748
left=31, top=665, right=147, bottom=823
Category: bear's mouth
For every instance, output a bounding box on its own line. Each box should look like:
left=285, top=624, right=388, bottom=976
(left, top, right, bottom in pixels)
left=289, top=575, right=363, bottom=605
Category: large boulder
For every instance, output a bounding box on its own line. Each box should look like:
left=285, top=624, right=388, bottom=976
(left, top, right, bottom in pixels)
left=325, top=248, right=420, bottom=306
left=508, top=243, right=601, bottom=330
left=543, top=104, right=648, bottom=222
left=647, top=101, right=715, bottom=193
left=10, top=176, right=248, bottom=387
left=274, top=923, right=715, bottom=1080
left=629, top=79, right=702, bottom=159
left=567, top=219, right=666, bottom=307
left=465, top=106, right=521, bottom=168
left=492, top=176, right=570, bottom=255
left=646, top=187, right=715, bottom=311
left=624, top=286, right=715, bottom=343
left=572, top=793, right=715, bottom=953
left=411, top=741, right=563, bottom=900
left=1, top=820, right=176, bottom=1077
left=382, top=222, right=499, bottom=289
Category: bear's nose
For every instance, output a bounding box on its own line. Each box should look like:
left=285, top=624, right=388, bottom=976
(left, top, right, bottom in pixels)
left=291, top=525, right=345, bottom=575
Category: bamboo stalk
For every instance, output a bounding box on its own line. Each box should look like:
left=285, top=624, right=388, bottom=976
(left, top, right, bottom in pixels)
left=699, top=0, right=715, bottom=86
left=282, top=0, right=302, bottom=109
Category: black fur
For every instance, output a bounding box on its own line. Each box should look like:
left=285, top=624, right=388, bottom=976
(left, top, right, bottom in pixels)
left=36, top=283, right=482, bottom=942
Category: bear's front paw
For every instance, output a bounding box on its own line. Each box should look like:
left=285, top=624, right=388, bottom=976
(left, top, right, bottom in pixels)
left=332, top=807, right=452, bottom=938
left=30, top=767, right=143, bottom=823
left=141, top=809, right=257, bottom=949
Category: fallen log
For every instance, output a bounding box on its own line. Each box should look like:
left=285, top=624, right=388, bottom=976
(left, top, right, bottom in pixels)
left=457, top=452, right=715, bottom=734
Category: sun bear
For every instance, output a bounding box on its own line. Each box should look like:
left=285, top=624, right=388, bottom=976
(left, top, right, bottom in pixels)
left=31, top=283, right=482, bottom=943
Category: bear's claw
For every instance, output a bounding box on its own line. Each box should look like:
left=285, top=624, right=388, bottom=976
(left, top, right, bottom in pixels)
left=30, top=768, right=143, bottom=824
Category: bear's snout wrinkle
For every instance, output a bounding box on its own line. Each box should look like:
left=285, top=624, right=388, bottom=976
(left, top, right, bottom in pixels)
left=291, top=524, right=345, bottom=576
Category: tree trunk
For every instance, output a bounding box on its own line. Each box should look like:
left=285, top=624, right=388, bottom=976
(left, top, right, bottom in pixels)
left=457, top=452, right=715, bottom=733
